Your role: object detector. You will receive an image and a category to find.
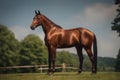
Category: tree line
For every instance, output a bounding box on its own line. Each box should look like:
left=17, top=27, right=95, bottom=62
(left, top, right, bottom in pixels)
left=0, top=24, right=118, bottom=73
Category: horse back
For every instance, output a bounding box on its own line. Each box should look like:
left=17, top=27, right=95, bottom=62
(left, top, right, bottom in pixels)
left=45, top=27, right=94, bottom=48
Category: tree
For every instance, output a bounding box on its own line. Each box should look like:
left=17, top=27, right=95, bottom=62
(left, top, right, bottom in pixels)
left=0, top=24, right=21, bottom=73
left=115, top=49, right=120, bottom=72
left=20, top=34, right=47, bottom=65
left=112, top=0, right=120, bottom=72
left=56, top=51, right=79, bottom=67
left=112, top=0, right=120, bottom=36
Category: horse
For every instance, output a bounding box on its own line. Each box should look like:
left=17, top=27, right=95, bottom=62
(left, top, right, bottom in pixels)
left=30, top=11, right=97, bottom=75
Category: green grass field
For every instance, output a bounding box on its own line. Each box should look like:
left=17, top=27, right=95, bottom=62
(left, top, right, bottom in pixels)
left=0, top=72, right=120, bottom=80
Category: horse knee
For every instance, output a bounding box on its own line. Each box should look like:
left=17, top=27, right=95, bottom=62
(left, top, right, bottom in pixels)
left=88, top=55, right=94, bottom=63
left=90, top=56, right=94, bottom=60
left=52, top=58, right=56, bottom=62
left=81, top=55, right=84, bottom=60
left=48, top=69, right=52, bottom=72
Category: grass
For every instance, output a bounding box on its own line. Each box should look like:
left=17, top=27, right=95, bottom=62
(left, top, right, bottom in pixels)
left=0, top=72, right=120, bottom=80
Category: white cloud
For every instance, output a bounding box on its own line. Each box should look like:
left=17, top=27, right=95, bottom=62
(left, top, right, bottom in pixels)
left=84, top=3, right=117, bottom=25
left=69, top=3, right=117, bottom=29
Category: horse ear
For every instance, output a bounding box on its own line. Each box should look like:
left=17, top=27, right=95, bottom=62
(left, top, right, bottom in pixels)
left=35, top=10, right=38, bottom=15
left=38, top=10, right=41, bottom=15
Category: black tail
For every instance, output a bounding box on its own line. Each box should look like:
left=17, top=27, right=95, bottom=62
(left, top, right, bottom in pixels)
left=93, top=35, right=97, bottom=73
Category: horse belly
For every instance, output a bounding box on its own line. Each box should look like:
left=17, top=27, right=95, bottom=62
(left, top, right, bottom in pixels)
left=57, top=36, right=79, bottom=48
left=57, top=43, right=75, bottom=48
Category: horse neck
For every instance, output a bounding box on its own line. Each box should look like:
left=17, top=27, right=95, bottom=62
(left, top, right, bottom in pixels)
left=41, top=17, right=52, bottom=34
left=41, top=15, right=62, bottom=34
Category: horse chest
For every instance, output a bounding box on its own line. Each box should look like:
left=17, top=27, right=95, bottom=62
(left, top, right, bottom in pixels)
left=44, top=35, right=58, bottom=47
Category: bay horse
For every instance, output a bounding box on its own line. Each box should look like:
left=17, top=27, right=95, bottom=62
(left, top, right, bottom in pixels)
left=30, top=11, right=97, bottom=75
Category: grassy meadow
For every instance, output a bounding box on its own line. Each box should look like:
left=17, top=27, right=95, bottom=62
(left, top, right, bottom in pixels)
left=0, top=72, right=120, bottom=80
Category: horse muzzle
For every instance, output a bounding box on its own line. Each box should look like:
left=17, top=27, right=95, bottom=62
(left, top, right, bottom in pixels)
left=30, top=26, right=35, bottom=30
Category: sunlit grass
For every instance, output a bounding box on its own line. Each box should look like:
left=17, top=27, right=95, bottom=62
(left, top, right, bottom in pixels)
left=0, top=72, right=119, bottom=80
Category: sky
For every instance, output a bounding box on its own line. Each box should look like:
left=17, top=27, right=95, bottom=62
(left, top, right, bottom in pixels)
left=0, top=0, right=120, bottom=58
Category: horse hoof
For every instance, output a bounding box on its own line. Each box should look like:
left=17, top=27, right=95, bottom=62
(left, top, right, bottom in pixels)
left=77, top=69, right=82, bottom=74
left=48, top=72, right=54, bottom=76
left=92, top=71, right=97, bottom=74
left=77, top=71, right=82, bottom=74
left=77, top=72, right=81, bottom=75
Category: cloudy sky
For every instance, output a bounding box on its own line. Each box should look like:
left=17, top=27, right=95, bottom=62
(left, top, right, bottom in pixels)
left=0, top=0, right=120, bottom=58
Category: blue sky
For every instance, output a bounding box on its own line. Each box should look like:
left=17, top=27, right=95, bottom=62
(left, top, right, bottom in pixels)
left=0, top=0, right=120, bottom=58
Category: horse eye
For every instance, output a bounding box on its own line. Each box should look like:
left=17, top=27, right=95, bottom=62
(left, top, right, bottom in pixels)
left=37, top=17, right=40, bottom=19
left=33, top=17, right=38, bottom=20
left=33, top=17, right=36, bottom=20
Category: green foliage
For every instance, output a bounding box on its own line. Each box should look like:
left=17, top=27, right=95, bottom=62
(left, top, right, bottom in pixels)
left=20, top=34, right=45, bottom=65
left=115, top=49, right=120, bottom=72
left=83, top=56, right=91, bottom=71
left=0, top=72, right=119, bottom=80
left=112, top=0, right=120, bottom=36
left=97, top=57, right=116, bottom=71
left=0, top=25, right=20, bottom=66
left=56, top=51, right=79, bottom=67
left=19, top=34, right=47, bottom=72
left=0, top=24, right=21, bottom=73
left=56, top=51, right=116, bottom=72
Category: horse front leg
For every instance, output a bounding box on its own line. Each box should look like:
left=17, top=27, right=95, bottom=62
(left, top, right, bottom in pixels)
left=48, top=46, right=56, bottom=75
left=48, top=47, right=52, bottom=75
left=51, top=46, right=56, bottom=74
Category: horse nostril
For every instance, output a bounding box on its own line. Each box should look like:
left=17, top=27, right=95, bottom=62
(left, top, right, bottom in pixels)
left=30, top=26, right=35, bottom=30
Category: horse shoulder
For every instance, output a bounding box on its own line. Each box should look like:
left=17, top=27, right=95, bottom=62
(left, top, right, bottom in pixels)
left=45, top=28, right=64, bottom=47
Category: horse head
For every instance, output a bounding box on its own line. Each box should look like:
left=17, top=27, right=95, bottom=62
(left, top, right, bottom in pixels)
left=30, top=10, right=42, bottom=30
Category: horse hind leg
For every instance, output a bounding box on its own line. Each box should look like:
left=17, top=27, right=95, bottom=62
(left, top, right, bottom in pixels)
left=76, top=46, right=83, bottom=74
left=85, top=48, right=96, bottom=74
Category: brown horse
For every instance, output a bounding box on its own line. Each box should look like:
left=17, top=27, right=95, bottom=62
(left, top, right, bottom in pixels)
left=30, top=11, right=97, bottom=75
